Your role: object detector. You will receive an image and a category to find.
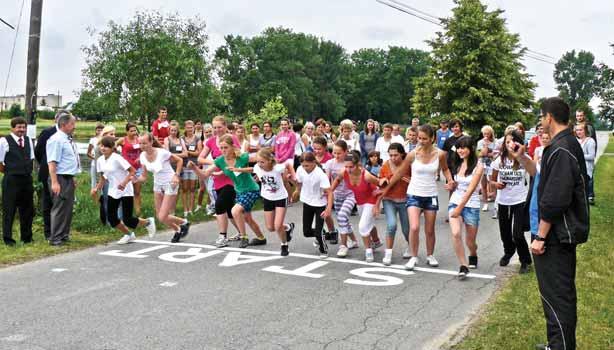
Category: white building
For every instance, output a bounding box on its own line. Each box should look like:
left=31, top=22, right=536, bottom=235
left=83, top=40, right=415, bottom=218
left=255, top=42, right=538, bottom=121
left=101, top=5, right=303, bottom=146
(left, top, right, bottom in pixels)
left=0, top=94, right=63, bottom=112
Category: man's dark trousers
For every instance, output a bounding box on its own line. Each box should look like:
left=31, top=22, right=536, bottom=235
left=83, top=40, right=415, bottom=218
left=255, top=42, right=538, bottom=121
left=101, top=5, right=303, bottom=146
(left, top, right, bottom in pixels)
left=2, top=174, right=34, bottom=244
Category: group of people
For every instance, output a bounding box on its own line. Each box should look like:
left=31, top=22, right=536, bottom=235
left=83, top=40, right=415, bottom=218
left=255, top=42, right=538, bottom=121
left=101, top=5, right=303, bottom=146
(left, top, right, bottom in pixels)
left=0, top=97, right=593, bottom=350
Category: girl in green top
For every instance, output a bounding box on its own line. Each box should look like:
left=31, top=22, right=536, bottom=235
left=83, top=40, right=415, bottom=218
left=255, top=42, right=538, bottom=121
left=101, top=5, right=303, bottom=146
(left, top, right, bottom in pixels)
left=191, top=135, right=265, bottom=249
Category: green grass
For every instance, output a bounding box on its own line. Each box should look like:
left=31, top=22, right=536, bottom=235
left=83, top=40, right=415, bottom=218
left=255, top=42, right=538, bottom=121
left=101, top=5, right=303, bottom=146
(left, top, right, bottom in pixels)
left=605, top=135, right=614, bottom=153
left=450, top=138, right=614, bottom=350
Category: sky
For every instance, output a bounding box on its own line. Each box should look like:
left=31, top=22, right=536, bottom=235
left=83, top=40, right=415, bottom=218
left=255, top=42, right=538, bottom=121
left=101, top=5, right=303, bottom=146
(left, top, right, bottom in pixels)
left=1, top=0, right=613, bottom=109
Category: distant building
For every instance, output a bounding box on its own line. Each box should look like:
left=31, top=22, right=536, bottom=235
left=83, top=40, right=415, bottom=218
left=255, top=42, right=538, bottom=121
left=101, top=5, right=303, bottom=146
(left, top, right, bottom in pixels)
left=0, top=94, right=63, bottom=112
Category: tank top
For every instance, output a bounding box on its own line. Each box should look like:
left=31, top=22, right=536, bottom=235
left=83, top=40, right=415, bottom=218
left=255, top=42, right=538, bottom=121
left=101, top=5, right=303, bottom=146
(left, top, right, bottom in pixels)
left=182, top=135, right=198, bottom=164
left=168, top=137, right=183, bottom=171
left=344, top=169, right=377, bottom=205
left=450, top=168, right=481, bottom=208
left=407, top=151, right=439, bottom=197
left=121, top=136, right=141, bottom=169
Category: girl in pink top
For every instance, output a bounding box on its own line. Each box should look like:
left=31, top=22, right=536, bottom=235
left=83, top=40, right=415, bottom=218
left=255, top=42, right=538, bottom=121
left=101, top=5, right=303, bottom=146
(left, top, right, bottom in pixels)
left=274, top=118, right=297, bottom=165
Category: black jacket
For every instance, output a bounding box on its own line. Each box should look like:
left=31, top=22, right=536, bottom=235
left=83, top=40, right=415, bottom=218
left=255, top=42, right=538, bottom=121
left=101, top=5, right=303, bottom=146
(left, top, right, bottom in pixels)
left=538, top=128, right=590, bottom=245
left=34, top=125, right=57, bottom=182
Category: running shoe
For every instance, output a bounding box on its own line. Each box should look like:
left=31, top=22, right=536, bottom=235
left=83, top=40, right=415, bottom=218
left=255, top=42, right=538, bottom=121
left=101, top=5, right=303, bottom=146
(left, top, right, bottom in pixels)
left=280, top=244, right=289, bottom=257
left=468, top=256, right=478, bottom=269
left=482, top=203, right=489, bottom=212
left=117, top=234, right=133, bottom=245
left=228, top=233, right=241, bottom=241
left=194, top=205, right=201, bottom=213
left=171, top=232, right=181, bottom=243
left=179, top=221, right=191, bottom=238
left=491, top=207, right=498, bottom=219
left=347, top=239, right=359, bottom=249
left=426, top=255, right=439, bottom=267
left=402, top=248, right=411, bottom=259
left=214, top=235, right=228, bottom=248
left=146, top=217, right=156, bottom=238
left=365, top=249, right=374, bottom=263
left=285, top=223, right=295, bottom=242
left=382, top=250, right=393, bottom=266
left=405, top=256, right=418, bottom=271
left=250, top=237, right=267, bottom=246
left=239, top=237, right=249, bottom=248
left=337, top=245, right=349, bottom=257
left=458, top=265, right=469, bottom=280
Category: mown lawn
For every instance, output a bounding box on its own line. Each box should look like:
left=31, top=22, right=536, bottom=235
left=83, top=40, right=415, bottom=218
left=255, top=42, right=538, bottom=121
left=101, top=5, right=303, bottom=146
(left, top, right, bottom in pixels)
left=450, top=137, right=614, bottom=350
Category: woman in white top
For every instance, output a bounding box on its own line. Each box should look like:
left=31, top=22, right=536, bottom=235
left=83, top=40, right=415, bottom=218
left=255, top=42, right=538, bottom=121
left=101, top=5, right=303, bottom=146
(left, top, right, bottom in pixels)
left=87, top=123, right=104, bottom=189
left=446, top=136, right=484, bottom=279
left=339, top=121, right=359, bottom=152
left=91, top=136, right=156, bottom=244
left=384, top=124, right=455, bottom=271
left=575, top=124, right=596, bottom=203
left=477, top=125, right=496, bottom=211
left=236, top=124, right=250, bottom=154
left=490, top=129, right=532, bottom=274
left=247, top=123, right=262, bottom=157
left=301, top=122, right=315, bottom=152
left=137, top=132, right=189, bottom=243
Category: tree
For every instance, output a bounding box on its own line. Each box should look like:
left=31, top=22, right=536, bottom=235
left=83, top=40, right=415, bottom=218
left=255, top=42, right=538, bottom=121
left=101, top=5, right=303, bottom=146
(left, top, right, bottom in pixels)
left=81, top=11, right=218, bottom=128
left=598, top=63, right=614, bottom=127
left=554, top=50, right=600, bottom=117
left=243, top=95, right=288, bottom=127
left=412, top=0, right=535, bottom=133
left=72, top=89, right=117, bottom=120
left=8, top=103, right=24, bottom=118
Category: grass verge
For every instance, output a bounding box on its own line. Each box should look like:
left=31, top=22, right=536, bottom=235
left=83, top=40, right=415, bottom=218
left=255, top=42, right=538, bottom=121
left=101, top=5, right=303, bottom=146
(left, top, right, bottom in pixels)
left=450, top=137, right=614, bottom=350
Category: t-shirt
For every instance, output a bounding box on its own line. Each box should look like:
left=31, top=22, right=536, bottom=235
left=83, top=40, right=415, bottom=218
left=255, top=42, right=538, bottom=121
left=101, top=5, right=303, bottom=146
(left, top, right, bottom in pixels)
left=97, top=153, right=134, bottom=199
left=214, top=153, right=259, bottom=194
left=450, top=167, right=481, bottom=208
left=324, top=158, right=353, bottom=197
left=491, top=156, right=528, bottom=205
left=477, top=139, right=495, bottom=167
left=203, top=135, right=240, bottom=190
left=379, top=160, right=409, bottom=201
left=88, top=136, right=101, bottom=162
left=296, top=165, right=330, bottom=207
left=375, top=136, right=404, bottom=161
left=436, top=129, right=451, bottom=149
left=443, top=134, right=463, bottom=172
left=254, top=163, right=288, bottom=201
left=340, top=136, right=359, bottom=153
left=139, top=148, right=175, bottom=186
left=317, top=152, right=333, bottom=165
left=152, top=119, right=170, bottom=143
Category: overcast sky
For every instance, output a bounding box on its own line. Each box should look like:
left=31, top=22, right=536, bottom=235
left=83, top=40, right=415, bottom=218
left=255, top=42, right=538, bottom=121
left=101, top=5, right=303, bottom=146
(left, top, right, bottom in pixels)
left=1, top=0, right=613, bottom=108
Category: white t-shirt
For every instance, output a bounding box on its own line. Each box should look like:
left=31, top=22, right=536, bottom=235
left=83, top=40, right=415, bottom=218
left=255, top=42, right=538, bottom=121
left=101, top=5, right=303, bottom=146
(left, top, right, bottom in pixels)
left=340, top=136, right=359, bottom=153
left=96, top=153, right=134, bottom=199
left=535, top=146, right=544, bottom=173
left=324, top=158, right=353, bottom=197
left=375, top=136, right=404, bottom=161
left=491, top=156, right=528, bottom=205
left=450, top=167, right=481, bottom=208
left=254, top=163, right=288, bottom=201
left=296, top=165, right=330, bottom=207
left=139, top=148, right=175, bottom=186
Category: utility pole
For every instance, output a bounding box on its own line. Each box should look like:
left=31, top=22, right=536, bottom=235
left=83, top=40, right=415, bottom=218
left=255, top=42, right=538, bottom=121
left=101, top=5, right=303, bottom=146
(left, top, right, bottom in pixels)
left=25, top=0, right=43, bottom=130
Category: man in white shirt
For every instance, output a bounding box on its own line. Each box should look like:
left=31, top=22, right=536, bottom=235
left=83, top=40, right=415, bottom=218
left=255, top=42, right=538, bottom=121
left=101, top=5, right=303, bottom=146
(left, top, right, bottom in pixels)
left=391, top=124, right=405, bottom=144
left=375, top=123, right=403, bottom=161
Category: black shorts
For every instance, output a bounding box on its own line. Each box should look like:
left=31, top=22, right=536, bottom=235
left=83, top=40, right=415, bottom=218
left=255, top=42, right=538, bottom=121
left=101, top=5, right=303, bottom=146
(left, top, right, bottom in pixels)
left=215, top=185, right=235, bottom=218
left=263, top=198, right=287, bottom=211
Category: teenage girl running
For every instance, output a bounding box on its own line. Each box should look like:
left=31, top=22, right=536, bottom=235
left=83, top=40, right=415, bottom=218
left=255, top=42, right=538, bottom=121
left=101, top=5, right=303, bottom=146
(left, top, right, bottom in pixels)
left=164, top=121, right=188, bottom=217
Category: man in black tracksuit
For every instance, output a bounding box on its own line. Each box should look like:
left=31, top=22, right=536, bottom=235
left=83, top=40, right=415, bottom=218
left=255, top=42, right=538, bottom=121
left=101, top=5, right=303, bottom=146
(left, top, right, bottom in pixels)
left=516, top=97, right=589, bottom=350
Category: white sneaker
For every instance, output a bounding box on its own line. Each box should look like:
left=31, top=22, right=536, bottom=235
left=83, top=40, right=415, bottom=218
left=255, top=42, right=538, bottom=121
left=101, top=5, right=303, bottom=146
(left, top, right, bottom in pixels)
left=426, top=255, right=439, bottom=267
left=482, top=203, right=489, bottom=212
left=337, top=245, right=349, bottom=257
left=194, top=205, right=201, bottom=213
left=118, top=234, right=132, bottom=245
left=402, top=248, right=411, bottom=259
left=184, top=211, right=189, bottom=218
left=365, top=249, right=374, bottom=263
left=215, top=235, right=228, bottom=248
left=491, top=207, right=498, bottom=219
left=347, top=240, right=359, bottom=249
left=146, top=217, right=156, bottom=238
left=405, top=256, right=418, bottom=271
left=382, top=250, right=393, bottom=266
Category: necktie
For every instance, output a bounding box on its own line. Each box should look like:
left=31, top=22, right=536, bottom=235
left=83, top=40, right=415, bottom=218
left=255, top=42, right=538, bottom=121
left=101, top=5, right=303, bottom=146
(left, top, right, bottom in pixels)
left=18, top=137, right=23, bottom=148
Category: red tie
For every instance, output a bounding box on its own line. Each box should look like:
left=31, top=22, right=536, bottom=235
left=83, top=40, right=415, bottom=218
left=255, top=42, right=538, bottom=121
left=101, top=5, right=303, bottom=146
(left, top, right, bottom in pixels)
left=18, top=137, right=23, bottom=148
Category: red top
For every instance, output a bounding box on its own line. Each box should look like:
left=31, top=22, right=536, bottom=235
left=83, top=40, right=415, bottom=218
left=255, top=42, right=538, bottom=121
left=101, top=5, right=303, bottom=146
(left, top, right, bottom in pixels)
left=317, top=152, right=333, bottom=165
left=121, top=136, right=141, bottom=169
left=344, top=169, right=377, bottom=205
left=528, top=135, right=541, bottom=158
left=152, top=118, right=170, bottom=143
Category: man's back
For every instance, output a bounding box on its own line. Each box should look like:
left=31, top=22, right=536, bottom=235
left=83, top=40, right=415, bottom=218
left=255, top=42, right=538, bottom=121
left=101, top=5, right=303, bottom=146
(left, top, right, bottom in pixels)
left=34, top=125, right=57, bottom=181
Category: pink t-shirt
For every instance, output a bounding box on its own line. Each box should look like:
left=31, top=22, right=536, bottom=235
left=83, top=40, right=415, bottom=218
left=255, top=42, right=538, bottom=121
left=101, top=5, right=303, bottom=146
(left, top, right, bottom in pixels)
left=274, top=130, right=297, bottom=163
left=203, top=135, right=241, bottom=190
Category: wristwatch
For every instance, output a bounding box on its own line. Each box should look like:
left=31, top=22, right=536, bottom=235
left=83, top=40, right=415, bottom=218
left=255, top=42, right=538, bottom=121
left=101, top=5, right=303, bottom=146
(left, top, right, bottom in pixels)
left=534, top=236, right=546, bottom=242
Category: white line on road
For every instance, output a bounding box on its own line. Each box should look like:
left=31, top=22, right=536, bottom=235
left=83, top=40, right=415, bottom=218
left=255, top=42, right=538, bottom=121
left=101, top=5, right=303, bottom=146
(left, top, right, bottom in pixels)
left=131, top=239, right=496, bottom=280
left=159, top=281, right=178, bottom=287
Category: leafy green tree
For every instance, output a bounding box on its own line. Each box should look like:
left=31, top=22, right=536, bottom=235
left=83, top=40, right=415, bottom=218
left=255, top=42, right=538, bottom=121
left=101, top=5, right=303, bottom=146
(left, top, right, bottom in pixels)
left=554, top=50, right=600, bottom=118
left=72, top=89, right=117, bottom=120
left=412, top=0, right=535, bottom=133
left=598, top=63, right=614, bottom=127
left=81, top=11, right=218, bottom=128
left=8, top=103, right=24, bottom=118
left=243, top=95, right=288, bottom=127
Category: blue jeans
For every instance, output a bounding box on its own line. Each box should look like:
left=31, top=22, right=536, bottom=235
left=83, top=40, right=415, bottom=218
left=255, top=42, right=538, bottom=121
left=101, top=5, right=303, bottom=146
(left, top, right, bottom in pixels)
left=383, top=200, right=409, bottom=240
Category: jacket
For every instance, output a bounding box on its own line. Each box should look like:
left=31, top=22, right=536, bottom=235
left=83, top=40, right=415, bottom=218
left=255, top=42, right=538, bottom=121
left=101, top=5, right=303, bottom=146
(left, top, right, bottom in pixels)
left=538, top=128, right=590, bottom=245
left=34, top=125, right=57, bottom=181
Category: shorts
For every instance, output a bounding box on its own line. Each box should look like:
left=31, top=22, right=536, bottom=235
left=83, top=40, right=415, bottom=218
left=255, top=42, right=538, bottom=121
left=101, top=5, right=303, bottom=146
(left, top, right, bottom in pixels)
left=236, top=190, right=260, bottom=212
left=215, top=185, right=235, bottom=218
left=406, top=194, right=439, bottom=211
left=153, top=182, right=179, bottom=195
left=263, top=197, right=287, bottom=211
left=448, top=203, right=480, bottom=227
left=181, top=169, right=197, bottom=181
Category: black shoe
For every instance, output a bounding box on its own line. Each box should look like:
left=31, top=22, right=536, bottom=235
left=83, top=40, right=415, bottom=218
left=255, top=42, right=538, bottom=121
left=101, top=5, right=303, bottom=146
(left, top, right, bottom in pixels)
left=458, top=265, right=469, bottom=280
left=180, top=221, right=191, bottom=238
left=49, top=240, right=65, bottom=247
left=171, top=232, right=181, bottom=243
left=281, top=244, right=289, bottom=256
left=285, top=223, right=295, bottom=242
left=318, top=238, right=328, bottom=257
left=249, top=237, right=267, bottom=246
left=329, top=230, right=339, bottom=244
left=239, top=237, right=249, bottom=248
left=468, top=256, right=478, bottom=269
left=519, top=263, right=530, bottom=274
left=4, top=239, right=16, bottom=247
left=535, top=344, right=550, bottom=350
left=499, top=254, right=513, bottom=266
left=22, top=239, right=34, bottom=244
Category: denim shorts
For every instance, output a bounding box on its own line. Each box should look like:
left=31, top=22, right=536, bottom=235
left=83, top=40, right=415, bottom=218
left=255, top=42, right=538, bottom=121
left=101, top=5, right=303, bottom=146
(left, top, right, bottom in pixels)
left=236, top=190, right=260, bottom=212
left=448, top=203, right=480, bottom=227
left=406, top=195, right=439, bottom=211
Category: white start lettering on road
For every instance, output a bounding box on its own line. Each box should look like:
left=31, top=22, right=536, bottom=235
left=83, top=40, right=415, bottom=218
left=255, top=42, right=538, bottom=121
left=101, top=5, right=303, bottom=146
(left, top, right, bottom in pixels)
left=97, top=240, right=496, bottom=287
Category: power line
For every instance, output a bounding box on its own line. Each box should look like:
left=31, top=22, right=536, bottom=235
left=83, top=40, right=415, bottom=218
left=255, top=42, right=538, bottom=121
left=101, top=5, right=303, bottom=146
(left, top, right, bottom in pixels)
left=3, top=0, right=26, bottom=97
left=0, top=17, right=15, bottom=30
left=386, top=0, right=440, bottom=21
left=376, top=0, right=442, bottom=27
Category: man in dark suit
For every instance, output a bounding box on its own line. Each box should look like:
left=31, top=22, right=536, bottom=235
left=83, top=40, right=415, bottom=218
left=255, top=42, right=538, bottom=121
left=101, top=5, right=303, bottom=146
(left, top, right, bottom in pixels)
left=34, top=112, right=61, bottom=240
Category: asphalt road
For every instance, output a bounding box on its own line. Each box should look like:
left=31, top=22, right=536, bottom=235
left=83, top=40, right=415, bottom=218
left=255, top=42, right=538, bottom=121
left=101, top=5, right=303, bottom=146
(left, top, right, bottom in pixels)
left=0, top=132, right=609, bottom=350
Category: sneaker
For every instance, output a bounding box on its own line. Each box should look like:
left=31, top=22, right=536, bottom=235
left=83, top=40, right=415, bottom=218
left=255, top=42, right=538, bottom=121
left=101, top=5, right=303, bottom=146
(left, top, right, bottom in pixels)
left=491, top=207, right=498, bottom=219
left=482, top=203, right=489, bottom=212
left=171, top=232, right=181, bottom=243
left=194, top=205, right=201, bottom=213
left=146, top=217, right=156, bottom=237
left=179, top=221, right=191, bottom=238
left=499, top=254, right=513, bottom=266
left=250, top=237, right=267, bottom=246
left=347, top=239, right=359, bottom=249
left=118, top=234, right=132, bottom=245
left=535, top=344, right=551, bottom=350
left=285, top=223, right=295, bottom=242
left=280, top=244, right=289, bottom=256
left=228, top=233, right=241, bottom=241
left=206, top=206, right=216, bottom=216
left=519, top=263, right=530, bottom=274
left=184, top=211, right=189, bottom=218
left=402, top=248, right=411, bottom=259
left=239, top=237, right=249, bottom=248
left=458, top=265, right=469, bottom=280
left=405, top=256, right=419, bottom=271
left=426, top=255, right=439, bottom=267
left=329, top=230, right=339, bottom=244
left=215, top=235, right=228, bottom=248
left=318, top=240, right=328, bottom=258
left=337, top=245, right=349, bottom=257
left=365, top=249, right=374, bottom=263
left=371, top=240, right=383, bottom=249
left=382, top=250, right=393, bottom=266
left=468, top=256, right=478, bottom=269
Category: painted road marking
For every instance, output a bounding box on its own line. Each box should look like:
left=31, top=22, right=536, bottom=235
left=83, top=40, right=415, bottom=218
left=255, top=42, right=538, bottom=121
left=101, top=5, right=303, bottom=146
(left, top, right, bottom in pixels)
left=51, top=268, right=67, bottom=273
left=124, top=239, right=496, bottom=280
left=159, top=281, right=178, bottom=287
